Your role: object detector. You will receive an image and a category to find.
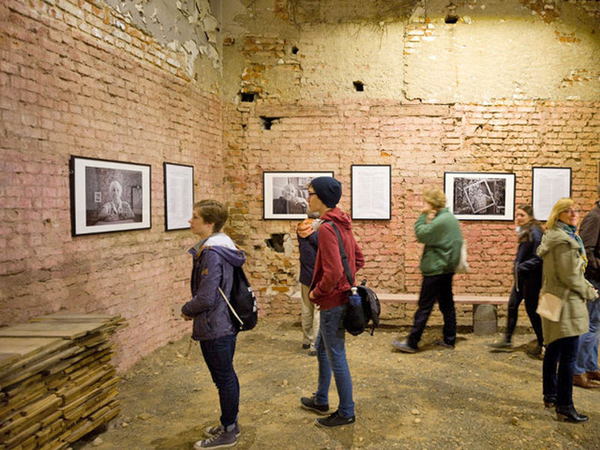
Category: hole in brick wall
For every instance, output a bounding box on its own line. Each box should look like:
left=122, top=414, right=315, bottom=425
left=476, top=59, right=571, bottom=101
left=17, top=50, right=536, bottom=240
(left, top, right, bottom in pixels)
left=266, top=234, right=286, bottom=253
left=291, top=46, right=299, bottom=54
left=260, top=116, right=280, bottom=130
left=445, top=14, right=459, bottom=23
left=353, top=81, right=364, bottom=92
left=240, top=93, right=255, bottom=102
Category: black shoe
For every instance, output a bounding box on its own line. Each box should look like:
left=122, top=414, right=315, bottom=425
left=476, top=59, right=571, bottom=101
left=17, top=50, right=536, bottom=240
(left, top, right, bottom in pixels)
left=543, top=396, right=556, bottom=408
left=301, top=396, right=329, bottom=415
left=556, top=405, right=588, bottom=423
left=434, top=340, right=455, bottom=349
left=315, top=411, right=355, bottom=428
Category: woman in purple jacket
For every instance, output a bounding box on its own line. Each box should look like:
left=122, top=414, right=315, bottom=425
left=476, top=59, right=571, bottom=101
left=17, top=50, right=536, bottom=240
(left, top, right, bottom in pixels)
left=182, top=200, right=246, bottom=449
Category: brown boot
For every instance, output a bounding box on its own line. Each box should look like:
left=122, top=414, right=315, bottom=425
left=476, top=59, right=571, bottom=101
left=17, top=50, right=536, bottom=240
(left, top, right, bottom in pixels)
left=586, top=370, right=600, bottom=382
left=573, top=373, right=600, bottom=389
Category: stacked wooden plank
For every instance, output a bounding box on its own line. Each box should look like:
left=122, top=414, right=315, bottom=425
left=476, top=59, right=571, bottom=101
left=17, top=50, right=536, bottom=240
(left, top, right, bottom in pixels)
left=0, top=314, right=126, bottom=450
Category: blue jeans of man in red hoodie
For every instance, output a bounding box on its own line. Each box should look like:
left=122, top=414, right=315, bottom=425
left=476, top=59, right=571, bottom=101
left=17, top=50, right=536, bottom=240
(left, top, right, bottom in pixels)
left=301, top=177, right=364, bottom=428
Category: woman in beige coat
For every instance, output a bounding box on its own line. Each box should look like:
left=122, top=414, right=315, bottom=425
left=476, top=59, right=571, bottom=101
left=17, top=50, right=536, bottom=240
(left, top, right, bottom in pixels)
left=537, top=198, right=597, bottom=423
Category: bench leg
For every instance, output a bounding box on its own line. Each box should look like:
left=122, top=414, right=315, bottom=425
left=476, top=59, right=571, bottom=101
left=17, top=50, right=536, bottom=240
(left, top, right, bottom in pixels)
left=472, top=304, right=497, bottom=336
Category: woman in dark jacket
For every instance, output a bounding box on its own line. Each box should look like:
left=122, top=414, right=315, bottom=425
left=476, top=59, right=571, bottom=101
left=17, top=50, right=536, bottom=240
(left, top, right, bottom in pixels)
left=491, top=205, right=544, bottom=353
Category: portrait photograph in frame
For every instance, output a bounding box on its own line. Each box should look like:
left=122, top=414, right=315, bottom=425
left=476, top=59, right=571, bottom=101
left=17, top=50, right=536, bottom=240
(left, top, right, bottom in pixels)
left=164, top=163, right=194, bottom=231
left=70, top=156, right=151, bottom=236
left=444, top=172, right=516, bottom=221
left=532, top=167, right=572, bottom=221
left=351, top=164, right=391, bottom=220
left=263, top=171, right=334, bottom=220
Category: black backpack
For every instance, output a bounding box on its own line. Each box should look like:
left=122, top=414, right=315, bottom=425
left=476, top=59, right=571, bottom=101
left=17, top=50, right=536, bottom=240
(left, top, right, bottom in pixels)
left=219, top=266, right=258, bottom=331
left=357, top=280, right=380, bottom=335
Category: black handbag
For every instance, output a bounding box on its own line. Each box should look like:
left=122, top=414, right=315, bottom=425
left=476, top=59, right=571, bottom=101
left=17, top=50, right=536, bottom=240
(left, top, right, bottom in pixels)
left=326, top=221, right=366, bottom=336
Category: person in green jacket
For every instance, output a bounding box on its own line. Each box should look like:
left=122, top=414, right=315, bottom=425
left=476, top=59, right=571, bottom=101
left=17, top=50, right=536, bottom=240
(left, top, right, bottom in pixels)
left=393, top=187, right=463, bottom=353
left=537, top=198, right=598, bottom=423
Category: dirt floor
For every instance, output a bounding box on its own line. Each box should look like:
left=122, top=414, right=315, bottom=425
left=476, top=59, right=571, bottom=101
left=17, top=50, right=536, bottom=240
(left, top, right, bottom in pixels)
left=76, top=319, right=600, bottom=450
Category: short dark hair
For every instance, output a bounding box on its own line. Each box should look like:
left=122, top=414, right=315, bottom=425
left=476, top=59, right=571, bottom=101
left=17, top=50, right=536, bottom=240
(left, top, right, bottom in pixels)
left=194, top=200, right=228, bottom=233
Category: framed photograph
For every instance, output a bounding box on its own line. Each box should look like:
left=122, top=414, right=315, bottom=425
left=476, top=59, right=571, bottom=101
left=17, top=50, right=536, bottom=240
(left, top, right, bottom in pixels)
left=444, top=172, right=516, bottom=221
left=70, top=156, right=151, bottom=236
left=164, top=163, right=194, bottom=231
left=532, top=167, right=572, bottom=221
left=351, top=165, right=391, bottom=220
left=263, top=171, right=334, bottom=220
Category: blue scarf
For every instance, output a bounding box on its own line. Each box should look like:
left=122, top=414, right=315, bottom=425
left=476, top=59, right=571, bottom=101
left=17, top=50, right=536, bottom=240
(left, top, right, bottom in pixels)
left=557, top=221, right=588, bottom=270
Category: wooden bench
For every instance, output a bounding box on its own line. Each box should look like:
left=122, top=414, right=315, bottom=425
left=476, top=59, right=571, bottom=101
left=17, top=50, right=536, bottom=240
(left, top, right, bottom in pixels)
left=377, top=293, right=508, bottom=335
left=290, top=291, right=508, bottom=335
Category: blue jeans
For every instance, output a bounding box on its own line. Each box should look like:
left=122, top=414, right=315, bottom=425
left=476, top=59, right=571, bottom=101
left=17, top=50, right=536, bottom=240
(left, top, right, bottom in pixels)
left=543, top=336, right=579, bottom=407
left=573, top=280, right=600, bottom=375
left=200, top=334, right=239, bottom=428
left=314, top=304, right=355, bottom=418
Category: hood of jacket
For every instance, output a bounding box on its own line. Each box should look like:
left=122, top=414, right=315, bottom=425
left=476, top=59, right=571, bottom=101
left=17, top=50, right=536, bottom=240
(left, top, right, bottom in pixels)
left=189, top=233, right=246, bottom=267
left=537, top=227, right=580, bottom=259
left=320, top=207, right=352, bottom=231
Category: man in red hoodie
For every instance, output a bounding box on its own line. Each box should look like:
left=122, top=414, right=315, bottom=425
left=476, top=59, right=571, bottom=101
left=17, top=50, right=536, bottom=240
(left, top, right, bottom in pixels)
left=300, top=176, right=364, bottom=428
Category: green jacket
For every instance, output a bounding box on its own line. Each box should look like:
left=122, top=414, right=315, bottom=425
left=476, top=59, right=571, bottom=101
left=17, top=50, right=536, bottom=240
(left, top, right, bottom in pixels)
left=536, top=227, right=596, bottom=345
left=415, top=208, right=463, bottom=276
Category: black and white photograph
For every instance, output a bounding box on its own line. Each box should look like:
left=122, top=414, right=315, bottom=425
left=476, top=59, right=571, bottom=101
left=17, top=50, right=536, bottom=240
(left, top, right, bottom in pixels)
left=71, top=156, right=151, bottom=236
left=263, top=171, right=334, bottom=219
left=164, top=163, right=194, bottom=231
left=444, top=172, right=515, bottom=221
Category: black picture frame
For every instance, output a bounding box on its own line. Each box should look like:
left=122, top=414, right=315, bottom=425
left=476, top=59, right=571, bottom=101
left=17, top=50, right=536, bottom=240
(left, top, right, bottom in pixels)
left=70, top=156, right=151, bottom=236
left=164, top=163, right=194, bottom=231
left=444, top=171, right=516, bottom=221
left=351, top=164, right=391, bottom=220
left=263, top=171, right=334, bottom=220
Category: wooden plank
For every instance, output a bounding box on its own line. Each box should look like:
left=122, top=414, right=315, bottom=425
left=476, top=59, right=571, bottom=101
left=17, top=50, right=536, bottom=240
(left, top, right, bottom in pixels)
left=377, top=293, right=507, bottom=305
left=0, top=353, right=20, bottom=371
left=30, top=314, right=119, bottom=322
left=0, top=323, right=106, bottom=340
left=0, top=338, right=66, bottom=361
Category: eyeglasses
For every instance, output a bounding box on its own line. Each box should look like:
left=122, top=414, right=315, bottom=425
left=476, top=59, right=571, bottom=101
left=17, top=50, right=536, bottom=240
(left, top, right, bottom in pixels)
left=564, top=209, right=580, bottom=215
left=307, top=192, right=317, bottom=197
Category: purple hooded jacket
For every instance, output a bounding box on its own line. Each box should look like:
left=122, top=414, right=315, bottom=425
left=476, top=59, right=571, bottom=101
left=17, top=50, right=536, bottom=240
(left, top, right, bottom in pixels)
left=182, top=233, right=246, bottom=341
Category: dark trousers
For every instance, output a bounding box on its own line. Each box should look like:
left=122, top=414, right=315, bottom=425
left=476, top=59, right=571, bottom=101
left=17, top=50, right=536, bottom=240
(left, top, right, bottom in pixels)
left=543, top=336, right=579, bottom=407
left=407, top=273, right=456, bottom=348
left=200, top=334, right=239, bottom=427
left=505, top=279, right=543, bottom=346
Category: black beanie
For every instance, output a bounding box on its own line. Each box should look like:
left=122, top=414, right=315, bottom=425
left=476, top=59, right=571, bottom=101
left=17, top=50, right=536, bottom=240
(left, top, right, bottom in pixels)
left=311, top=177, right=342, bottom=208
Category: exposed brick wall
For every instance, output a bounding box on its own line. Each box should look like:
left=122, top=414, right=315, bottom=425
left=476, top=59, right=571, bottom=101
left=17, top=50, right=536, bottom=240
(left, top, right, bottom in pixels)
left=0, top=0, right=224, bottom=370
left=224, top=99, right=600, bottom=317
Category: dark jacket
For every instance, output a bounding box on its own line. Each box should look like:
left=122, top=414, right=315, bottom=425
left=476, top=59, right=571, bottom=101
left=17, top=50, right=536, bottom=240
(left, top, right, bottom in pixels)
left=580, top=201, right=600, bottom=282
left=415, top=208, right=463, bottom=276
left=310, top=208, right=364, bottom=311
left=298, top=230, right=319, bottom=287
left=182, top=233, right=246, bottom=341
left=514, top=223, right=543, bottom=288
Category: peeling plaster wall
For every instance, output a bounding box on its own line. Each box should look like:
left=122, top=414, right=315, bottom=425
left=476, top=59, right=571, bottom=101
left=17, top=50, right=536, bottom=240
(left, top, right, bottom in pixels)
left=105, top=0, right=223, bottom=86
left=221, top=0, right=600, bottom=103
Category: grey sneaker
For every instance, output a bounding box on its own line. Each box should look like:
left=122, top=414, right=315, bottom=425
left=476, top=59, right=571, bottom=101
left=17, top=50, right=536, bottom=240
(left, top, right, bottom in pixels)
left=204, top=423, right=241, bottom=438
left=301, top=396, right=330, bottom=415
left=489, top=338, right=512, bottom=350
left=194, top=429, right=237, bottom=449
left=392, top=339, right=417, bottom=354
left=315, top=410, right=356, bottom=428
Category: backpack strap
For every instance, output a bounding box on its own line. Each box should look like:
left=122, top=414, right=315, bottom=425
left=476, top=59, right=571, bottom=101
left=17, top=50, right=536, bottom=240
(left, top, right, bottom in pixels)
left=324, top=221, right=353, bottom=286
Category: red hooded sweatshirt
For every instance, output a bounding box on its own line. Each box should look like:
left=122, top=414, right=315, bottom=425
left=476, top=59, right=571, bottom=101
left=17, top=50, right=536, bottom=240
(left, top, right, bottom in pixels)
left=310, top=208, right=365, bottom=310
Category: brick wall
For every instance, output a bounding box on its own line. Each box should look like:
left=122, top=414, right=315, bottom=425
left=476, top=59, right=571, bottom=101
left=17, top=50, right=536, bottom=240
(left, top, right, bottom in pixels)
left=0, top=0, right=224, bottom=370
left=225, top=99, right=600, bottom=317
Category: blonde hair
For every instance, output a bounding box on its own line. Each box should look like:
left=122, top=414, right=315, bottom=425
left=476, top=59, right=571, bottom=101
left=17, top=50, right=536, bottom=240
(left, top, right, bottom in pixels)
left=423, top=187, right=446, bottom=210
left=546, top=198, right=574, bottom=229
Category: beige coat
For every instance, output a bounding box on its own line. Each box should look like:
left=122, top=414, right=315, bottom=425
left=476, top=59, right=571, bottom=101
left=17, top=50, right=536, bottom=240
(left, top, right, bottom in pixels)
left=536, top=227, right=596, bottom=345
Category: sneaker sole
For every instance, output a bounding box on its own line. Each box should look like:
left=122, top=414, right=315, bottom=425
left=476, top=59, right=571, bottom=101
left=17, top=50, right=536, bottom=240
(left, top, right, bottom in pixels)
left=392, top=342, right=417, bottom=354
left=301, top=404, right=330, bottom=415
left=194, top=441, right=237, bottom=450
left=315, top=418, right=355, bottom=428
